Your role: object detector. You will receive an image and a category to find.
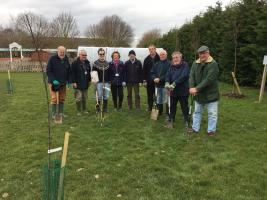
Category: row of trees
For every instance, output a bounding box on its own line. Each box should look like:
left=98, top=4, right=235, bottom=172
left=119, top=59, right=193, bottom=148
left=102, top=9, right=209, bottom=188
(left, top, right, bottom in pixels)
left=0, top=12, right=134, bottom=48
left=138, top=0, right=267, bottom=87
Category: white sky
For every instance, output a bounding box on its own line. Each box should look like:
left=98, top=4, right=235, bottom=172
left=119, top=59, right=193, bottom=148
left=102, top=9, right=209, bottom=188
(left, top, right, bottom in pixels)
left=0, top=0, right=233, bottom=46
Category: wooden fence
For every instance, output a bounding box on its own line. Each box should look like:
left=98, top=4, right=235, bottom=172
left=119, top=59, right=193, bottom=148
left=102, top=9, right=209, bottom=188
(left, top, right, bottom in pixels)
left=0, top=60, right=47, bottom=72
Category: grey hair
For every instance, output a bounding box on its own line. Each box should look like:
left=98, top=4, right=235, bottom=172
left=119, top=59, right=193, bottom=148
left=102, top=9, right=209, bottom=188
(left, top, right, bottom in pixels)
left=159, top=49, right=167, bottom=55
left=171, top=51, right=182, bottom=58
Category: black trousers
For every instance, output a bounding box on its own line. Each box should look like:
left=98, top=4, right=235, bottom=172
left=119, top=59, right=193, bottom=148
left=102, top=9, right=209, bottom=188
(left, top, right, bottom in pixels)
left=146, top=84, right=155, bottom=110
left=111, top=85, right=124, bottom=108
left=169, top=95, right=189, bottom=122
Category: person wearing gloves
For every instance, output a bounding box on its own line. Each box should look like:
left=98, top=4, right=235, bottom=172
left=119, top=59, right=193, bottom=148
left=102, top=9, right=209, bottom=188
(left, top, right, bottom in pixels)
left=125, top=50, right=143, bottom=110
left=150, top=49, right=171, bottom=116
left=46, top=46, right=71, bottom=119
left=109, top=51, right=126, bottom=110
left=71, top=49, right=91, bottom=116
left=165, top=51, right=189, bottom=129
left=189, top=45, right=220, bottom=136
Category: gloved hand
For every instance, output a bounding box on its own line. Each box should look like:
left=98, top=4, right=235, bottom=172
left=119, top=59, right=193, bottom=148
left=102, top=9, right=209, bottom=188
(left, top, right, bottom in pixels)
left=52, top=80, right=59, bottom=86
left=122, top=82, right=126, bottom=87
left=165, top=82, right=170, bottom=89
left=169, top=83, right=176, bottom=90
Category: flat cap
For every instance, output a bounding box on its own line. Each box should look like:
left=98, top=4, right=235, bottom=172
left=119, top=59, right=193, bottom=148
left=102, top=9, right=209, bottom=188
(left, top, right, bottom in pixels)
left=197, top=46, right=209, bottom=53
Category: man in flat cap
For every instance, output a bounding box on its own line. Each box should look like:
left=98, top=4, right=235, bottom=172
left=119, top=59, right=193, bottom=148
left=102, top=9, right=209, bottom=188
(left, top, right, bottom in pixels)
left=189, top=46, right=219, bottom=136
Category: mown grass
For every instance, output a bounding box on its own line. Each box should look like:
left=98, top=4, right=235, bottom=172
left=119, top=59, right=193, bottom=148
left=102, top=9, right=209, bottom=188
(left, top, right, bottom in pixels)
left=0, top=72, right=266, bottom=200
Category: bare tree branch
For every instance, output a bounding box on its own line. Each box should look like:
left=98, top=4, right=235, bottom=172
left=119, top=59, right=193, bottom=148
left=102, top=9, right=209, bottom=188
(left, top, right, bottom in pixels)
left=85, top=15, right=134, bottom=47
left=50, top=12, right=80, bottom=38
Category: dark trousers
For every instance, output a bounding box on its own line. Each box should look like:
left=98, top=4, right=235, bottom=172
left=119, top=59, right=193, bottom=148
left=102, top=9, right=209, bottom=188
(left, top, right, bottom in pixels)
left=146, top=84, right=155, bottom=110
left=111, top=85, right=124, bottom=108
left=127, top=83, right=140, bottom=109
left=170, top=95, right=189, bottom=122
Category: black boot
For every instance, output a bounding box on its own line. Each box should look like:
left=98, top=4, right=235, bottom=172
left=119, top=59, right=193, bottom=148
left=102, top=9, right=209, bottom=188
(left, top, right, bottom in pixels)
left=103, top=100, right=108, bottom=113
left=157, top=104, right=163, bottom=115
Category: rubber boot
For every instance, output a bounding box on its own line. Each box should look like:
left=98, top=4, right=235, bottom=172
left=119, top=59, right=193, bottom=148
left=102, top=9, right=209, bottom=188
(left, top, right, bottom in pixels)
left=59, top=103, right=65, bottom=117
left=103, top=100, right=108, bottom=113
left=76, top=101, right=82, bottom=116
left=51, top=104, right=57, bottom=119
left=157, top=104, right=163, bottom=115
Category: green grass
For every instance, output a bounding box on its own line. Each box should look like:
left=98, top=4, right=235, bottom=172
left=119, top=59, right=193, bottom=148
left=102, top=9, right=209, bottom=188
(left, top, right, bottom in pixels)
left=0, top=72, right=267, bottom=200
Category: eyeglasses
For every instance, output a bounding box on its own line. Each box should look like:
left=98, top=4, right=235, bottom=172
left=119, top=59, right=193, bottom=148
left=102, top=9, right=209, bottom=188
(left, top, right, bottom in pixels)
left=81, top=54, right=87, bottom=56
left=99, top=54, right=105, bottom=56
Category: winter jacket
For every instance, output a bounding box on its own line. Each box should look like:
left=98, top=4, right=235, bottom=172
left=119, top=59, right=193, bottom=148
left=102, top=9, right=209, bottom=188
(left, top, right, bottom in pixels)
left=150, top=59, right=171, bottom=88
left=109, top=61, right=126, bottom=86
left=92, top=60, right=111, bottom=83
left=46, top=55, right=71, bottom=84
left=125, top=59, right=142, bottom=84
left=71, top=57, right=91, bottom=90
left=165, top=61, right=189, bottom=97
left=189, top=56, right=220, bottom=104
left=142, top=53, right=160, bottom=85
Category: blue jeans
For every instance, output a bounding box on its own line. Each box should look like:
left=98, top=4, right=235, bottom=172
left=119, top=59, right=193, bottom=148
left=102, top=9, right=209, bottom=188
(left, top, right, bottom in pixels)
left=156, top=87, right=167, bottom=104
left=192, top=101, right=218, bottom=133
left=96, top=83, right=110, bottom=100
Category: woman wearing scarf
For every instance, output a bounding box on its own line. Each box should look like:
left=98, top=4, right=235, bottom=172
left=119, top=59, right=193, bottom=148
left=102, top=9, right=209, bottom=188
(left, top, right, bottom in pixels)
left=109, top=51, right=126, bottom=110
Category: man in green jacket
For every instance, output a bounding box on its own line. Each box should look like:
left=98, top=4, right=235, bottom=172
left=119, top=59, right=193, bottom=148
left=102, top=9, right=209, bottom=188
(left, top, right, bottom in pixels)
left=189, top=46, right=219, bottom=136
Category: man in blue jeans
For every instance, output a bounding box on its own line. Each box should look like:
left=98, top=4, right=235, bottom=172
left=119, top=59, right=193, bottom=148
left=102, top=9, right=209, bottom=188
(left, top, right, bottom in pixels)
left=189, top=46, right=219, bottom=136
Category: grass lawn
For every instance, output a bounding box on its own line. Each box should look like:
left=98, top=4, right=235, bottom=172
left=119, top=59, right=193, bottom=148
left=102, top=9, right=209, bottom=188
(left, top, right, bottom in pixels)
left=0, top=72, right=266, bottom=200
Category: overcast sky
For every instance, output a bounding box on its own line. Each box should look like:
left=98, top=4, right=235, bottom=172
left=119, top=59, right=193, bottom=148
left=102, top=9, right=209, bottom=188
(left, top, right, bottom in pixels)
left=0, top=0, right=233, bottom=46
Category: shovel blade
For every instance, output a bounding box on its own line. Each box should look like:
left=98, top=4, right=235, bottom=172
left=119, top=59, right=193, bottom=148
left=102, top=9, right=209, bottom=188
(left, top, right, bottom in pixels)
left=150, top=109, right=159, bottom=120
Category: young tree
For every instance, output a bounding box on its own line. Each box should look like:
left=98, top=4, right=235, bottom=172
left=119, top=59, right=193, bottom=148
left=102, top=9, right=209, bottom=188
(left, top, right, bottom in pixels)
left=14, top=12, right=50, bottom=48
left=137, top=29, right=161, bottom=47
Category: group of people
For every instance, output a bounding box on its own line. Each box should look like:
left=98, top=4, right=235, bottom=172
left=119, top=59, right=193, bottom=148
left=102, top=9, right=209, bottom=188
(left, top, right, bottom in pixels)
left=46, top=44, right=219, bottom=136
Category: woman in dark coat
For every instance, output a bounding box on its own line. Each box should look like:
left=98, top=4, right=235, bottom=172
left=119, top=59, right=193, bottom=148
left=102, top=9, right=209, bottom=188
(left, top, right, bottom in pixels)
left=109, top=51, right=126, bottom=110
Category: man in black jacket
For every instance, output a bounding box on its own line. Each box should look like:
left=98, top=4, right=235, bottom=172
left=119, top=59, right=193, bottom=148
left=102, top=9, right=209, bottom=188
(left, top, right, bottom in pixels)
left=142, top=45, right=160, bottom=111
left=150, top=50, right=171, bottom=116
left=71, top=49, right=91, bottom=116
left=125, top=50, right=142, bottom=110
left=46, top=46, right=71, bottom=119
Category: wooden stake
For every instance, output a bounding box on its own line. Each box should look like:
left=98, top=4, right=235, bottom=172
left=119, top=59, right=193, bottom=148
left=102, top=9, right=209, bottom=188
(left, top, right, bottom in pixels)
left=57, top=132, right=70, bottom=200
left=259, top=65, right=267, bottom=102
left=231, top=72, right=242, bottom=96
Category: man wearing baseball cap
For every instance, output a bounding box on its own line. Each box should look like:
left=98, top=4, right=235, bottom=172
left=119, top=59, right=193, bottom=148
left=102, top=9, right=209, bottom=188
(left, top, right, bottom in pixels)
left=189, top=45, right=220, bottom=136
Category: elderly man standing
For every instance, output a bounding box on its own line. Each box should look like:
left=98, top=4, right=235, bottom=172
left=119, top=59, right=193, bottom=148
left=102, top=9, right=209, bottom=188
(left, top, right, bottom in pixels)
left=46, top=46, right=71, bottom=119
left=150, top=49, right=171, bottom=116
left=189, top=46, right=220, bottom=136
left=142, top=45, right=160, bottom=112
left=125, top=50, right=142, bottom=110
left=71, top=49, right=91, bottom=116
